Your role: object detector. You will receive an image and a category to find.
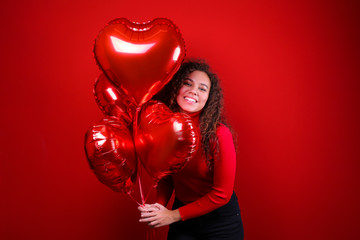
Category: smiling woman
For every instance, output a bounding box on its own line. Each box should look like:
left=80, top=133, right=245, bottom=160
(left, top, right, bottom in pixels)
left=138, top=59, right=244, bottom=239
left=176, top=70, right=211, bottom=114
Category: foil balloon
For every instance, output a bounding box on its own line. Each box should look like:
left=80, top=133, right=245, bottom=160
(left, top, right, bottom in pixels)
left=85, top=117, right=137, bottom=193
left=135, top=101, right=199, bottom=181
left=94, top=18, right=186, bottom=106
left=94, top=73, right=137, bottom=124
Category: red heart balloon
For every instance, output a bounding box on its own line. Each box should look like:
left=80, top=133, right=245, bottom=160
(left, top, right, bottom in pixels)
left=134, top=101, right=199, bottom=181
left=85, top=117, right=137, bottom=194
left=94, top=73, right=137, bottom=124
left=94, top=18, right=186, bottom=105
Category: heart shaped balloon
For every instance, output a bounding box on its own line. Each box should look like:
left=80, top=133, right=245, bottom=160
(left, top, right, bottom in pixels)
left=94, top=18, right=186, bottom=105
left=85, top=117, right=137, bottom=193
left=94, top=73, right=137, bottom=124
left=134, top=101, right=199, bottom=181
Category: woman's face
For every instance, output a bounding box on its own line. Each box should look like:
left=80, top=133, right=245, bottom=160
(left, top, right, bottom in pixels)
left=176, top=70, right=211, bottom=114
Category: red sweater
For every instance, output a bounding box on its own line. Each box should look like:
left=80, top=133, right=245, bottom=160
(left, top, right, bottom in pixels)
left=156, top=113, right=237, bottom=221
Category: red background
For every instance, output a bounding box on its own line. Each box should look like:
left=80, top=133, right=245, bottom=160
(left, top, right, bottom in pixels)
left=1, top=0, right=359, bottom=239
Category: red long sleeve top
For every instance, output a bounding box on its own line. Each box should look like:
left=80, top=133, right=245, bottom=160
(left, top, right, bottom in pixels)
left=156, top=113, right=237, bottom=221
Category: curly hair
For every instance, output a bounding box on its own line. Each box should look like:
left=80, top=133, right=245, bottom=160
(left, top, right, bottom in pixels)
left=154, top=59, right=231, bottom=169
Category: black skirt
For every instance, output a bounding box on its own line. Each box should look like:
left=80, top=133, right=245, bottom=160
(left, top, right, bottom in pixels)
left=167, top=192, right=244, bottom=240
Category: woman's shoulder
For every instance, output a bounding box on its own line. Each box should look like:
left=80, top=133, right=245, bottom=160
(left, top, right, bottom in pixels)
left=216, top=123, right=232, bottom=138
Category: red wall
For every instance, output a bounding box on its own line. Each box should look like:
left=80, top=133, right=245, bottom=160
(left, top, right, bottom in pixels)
left=1, top=0, right=359, bottom=239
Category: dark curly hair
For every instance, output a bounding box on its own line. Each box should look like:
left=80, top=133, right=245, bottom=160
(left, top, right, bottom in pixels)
left=153, top=59, right=232, bottom=169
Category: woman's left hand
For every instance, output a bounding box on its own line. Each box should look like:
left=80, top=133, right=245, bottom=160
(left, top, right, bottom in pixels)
left=138, top=203, right=181, bottom=228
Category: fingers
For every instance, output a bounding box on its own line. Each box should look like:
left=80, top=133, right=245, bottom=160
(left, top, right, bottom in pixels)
left=140, top=211, right=157, bottom=219
left=147, top=205, right=161, bottom=212
left=139, top=215, right=158, bottom=223
left=138, top=203, right=168, bottom=228
left=138, top=203, right=161, bottom=212
left=148, top=220, right=162, bottom=228
left=139, top=212, right=164, bottom=228
left=138, top=205, right=150, bottom=212
left=153, top=203, right=165, bottom=210
left=138, top=203, right=152, bottom=210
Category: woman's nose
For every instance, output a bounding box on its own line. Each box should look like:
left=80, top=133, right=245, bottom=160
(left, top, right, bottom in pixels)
left=189, top=90, right=198, bottom=96
left=189, top=86, right=198, bottom=95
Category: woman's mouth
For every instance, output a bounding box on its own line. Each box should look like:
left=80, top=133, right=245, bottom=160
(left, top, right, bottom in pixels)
left=184, top=96, right=197, bottom=103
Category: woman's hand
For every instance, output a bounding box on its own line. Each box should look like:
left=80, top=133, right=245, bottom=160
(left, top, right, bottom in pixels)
left=138, top=203, right=181, bottom=228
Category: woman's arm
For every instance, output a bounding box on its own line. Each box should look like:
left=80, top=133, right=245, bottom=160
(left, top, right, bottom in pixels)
left=177, top=125, right=236, bottom=220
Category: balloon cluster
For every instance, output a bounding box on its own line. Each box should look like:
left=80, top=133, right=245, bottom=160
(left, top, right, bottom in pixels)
left=84, top=18, right=199, bottom=198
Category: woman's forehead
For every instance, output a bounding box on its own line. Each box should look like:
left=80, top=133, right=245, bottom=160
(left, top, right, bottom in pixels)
left=186, top=71, right=211, bottom=87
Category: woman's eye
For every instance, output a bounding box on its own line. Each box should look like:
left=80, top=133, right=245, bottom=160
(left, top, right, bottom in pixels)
left=184, top=82, right=191, bottom=86
left=199, top=87, right=207, bottom=92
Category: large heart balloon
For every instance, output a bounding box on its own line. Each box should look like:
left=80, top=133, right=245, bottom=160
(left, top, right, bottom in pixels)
left=85, top=117, right=137, bottom=194
left=135, top=101, right=199, bottom=181
left=94, top=73, right=137, bottom=124
left=94, top=18, right=186, bottom=105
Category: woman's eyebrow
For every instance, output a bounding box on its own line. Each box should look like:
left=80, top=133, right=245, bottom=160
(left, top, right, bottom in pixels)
left=200, top=83, right=209, bottom=89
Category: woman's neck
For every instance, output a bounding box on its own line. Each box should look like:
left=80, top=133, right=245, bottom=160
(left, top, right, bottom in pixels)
left=186, top=111, right=201, bottom=118
left=185, top=111, right=201, bottom=126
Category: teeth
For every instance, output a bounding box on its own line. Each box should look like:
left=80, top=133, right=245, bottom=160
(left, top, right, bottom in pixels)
left=184, top=97, right=196, bottom=103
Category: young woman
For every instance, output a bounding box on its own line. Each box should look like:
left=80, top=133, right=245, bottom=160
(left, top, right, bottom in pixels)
left=138, top=60, right=244, bottom=240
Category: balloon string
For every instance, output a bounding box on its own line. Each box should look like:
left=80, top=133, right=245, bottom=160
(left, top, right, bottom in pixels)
left=138, top=168, right=145, bottom=205
left=144, top=183, right=155, bottom=204
left=133, top=106, right=145, bottom=205
left=127, top=191, right=141, bottom=206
